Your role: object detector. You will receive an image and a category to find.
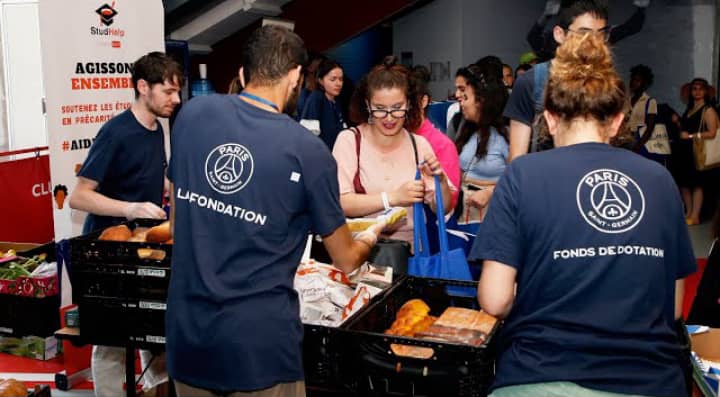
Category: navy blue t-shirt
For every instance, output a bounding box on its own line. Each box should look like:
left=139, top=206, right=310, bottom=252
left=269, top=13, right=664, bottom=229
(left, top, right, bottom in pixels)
left=77, top=109, right=165, bottom=233
left=300, top=90, right=345, bottom=149
left=166, top=94, right=346, bottom=392
left=472, top=143, right=695, bottom=397
left=503, top=67, right=538, bottom=127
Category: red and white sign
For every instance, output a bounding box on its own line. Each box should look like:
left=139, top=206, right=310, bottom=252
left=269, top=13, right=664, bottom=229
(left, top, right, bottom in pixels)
left=39, top=0, right=165, bottom=240
left=0, top=153, right=54, bottom=243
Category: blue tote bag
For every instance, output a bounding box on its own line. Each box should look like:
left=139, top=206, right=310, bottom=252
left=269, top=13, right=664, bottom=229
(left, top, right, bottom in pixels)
left=408, top=173, right=475, bottom=296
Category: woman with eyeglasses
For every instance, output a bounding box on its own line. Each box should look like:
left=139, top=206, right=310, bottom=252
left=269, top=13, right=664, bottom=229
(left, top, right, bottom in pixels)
left=676, top=78, right=719, bottom=226
left=332, top=56, right=454, bottom=245
left=454, top=64, right=509, bottom=225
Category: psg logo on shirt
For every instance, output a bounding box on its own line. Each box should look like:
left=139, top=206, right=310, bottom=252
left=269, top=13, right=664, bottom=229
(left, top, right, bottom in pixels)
left=205, top=143, right=254, bottom=194
left=576, top=169, right=645, bottom=234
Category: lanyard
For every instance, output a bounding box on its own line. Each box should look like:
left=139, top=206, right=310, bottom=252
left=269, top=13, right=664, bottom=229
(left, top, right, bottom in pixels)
left=239, top=92, right=279, bottom=112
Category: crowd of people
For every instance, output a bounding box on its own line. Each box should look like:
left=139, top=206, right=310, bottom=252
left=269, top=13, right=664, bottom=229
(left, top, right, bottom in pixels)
left=68, top=0, right=713, bottom=396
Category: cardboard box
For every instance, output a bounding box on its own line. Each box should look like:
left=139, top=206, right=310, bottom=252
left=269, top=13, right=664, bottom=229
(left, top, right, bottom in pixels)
left=0, top=334, right=60, bottom=360
left=691, top=328, right=720, bottom=396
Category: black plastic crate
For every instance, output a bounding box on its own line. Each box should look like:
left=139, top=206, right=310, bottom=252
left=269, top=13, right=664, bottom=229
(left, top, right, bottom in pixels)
left=69, top=219, right=172, bottom=267
left=72, top=261, right=171, bottom=302
left=304, top=324, right=343, bottom=389
left=340, top=276, right=497, bottom=397
left=78, top=296, right=166, bottom=348
left=303, top=275, right=407, bottom=391
left=69, top=219, right=172, bottom=303
left=0, top=294, right=60, bottom=337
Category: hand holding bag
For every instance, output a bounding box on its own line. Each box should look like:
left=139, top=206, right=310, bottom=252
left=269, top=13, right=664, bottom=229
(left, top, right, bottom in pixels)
left=408, top=173, right=474, bottom=296
left=693, top=107, right=720, bottom=170
left=642, top=98, right=671, bottom=155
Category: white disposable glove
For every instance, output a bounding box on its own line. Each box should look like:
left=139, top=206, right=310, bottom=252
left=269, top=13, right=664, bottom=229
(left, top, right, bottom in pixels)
left=124, top=202, right=166, bottom=220
left=544, top=0, right=561, bottom=16
left=633, top=0, right=650, bottom=8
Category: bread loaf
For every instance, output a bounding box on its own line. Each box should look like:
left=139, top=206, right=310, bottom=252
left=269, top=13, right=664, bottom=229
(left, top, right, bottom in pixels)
left=146, top=221, right=171, bottom=243
left=0, top=379, right=28, bottom=397
left=385, top=299, right=435, bottom=337
left=98, top=225, right=132, bottom=241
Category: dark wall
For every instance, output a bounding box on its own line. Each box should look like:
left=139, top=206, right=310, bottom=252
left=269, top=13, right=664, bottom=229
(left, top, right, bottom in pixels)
left=199, top=0, right=420, bottom=93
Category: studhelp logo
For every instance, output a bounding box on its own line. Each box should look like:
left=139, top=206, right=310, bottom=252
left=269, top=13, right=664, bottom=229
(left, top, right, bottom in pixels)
left=95, top=2, right=118, bottom=26
left=205, top=143, right=254, bottom=194
left=576, top=169, right=645, bottom=234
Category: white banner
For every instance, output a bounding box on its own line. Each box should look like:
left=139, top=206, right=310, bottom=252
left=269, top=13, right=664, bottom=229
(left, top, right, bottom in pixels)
left=39, top=0, right=165, bottom=240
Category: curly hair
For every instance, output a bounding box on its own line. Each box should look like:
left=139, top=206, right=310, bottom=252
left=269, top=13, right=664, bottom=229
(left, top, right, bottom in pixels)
left=545, top=33, right=626, bottom=136
left=454, top=64, right=509, bottom=158
left=348, top=56, right=422, bottom=132
left=630, top=64, right=654, bottom=88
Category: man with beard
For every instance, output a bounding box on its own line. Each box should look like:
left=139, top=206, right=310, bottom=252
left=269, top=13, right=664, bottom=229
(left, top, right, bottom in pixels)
left=69, top=52, right=183, bottom=396
left=165, top=25, right=380, bottom=396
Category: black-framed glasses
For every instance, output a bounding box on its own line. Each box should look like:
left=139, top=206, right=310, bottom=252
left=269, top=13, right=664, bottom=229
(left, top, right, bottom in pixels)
left=565, top=26, right=611, bottom=41
left=368, top=108, right=409, bottom=119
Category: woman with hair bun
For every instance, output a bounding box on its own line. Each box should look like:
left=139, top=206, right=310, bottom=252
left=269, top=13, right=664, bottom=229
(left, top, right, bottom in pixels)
left=332, top=56, right=454, bottom=245
left=473, top=33, right=695, bottom=397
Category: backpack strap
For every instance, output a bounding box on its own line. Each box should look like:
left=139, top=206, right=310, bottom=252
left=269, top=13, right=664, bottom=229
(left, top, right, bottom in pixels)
left=532, top=61, right=551, bottom=112
left=351, top=127, right=366, bottom=194
left=530, top=61, right=551, bottom=153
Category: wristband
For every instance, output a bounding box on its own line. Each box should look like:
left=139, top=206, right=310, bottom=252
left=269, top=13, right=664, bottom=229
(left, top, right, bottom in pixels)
left=381, top=191, right=391, bottom=210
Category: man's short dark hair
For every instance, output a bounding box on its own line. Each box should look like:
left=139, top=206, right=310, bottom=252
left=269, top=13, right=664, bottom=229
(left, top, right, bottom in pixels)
left=53, top=184, right=68, bottom=196
left=556, top=0, right=608, bottom=29
left=242, top=25, right=308, bottom=86
left=630, top=64, right=654, bottom=88
left=132, top=52, right=185, bottom=98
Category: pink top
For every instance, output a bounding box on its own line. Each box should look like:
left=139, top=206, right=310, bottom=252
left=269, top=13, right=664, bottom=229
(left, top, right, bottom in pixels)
left=333, top=124, right=452, bottom=244
left=415, top=118, right=461, bottom=207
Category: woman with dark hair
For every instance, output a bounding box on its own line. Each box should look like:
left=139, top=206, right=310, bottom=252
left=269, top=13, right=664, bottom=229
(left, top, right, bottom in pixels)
left=409, top=65, right=461, bottom=207
left=332, top=57, right=454, bottom=245
left=454, top=64, right=509, bottom=225
left=677, top=78, right=719, bottom=225
left=446, top=67, right=473, bottom=140
left=474, top=33, right=694, bottom=397
left=299, top=58, right=346, bottom=149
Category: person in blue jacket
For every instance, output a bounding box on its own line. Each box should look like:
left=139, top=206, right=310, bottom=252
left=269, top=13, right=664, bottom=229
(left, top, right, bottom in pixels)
left=299, top=58, right=347, bottom=149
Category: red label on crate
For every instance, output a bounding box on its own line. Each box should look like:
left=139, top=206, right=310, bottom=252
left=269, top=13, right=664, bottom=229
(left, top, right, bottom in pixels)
left=0, top=275, right=58, bottom=298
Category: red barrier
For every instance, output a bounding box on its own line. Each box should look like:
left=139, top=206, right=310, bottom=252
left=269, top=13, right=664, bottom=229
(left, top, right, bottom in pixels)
left=0, top=147, right=54, bottom=243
